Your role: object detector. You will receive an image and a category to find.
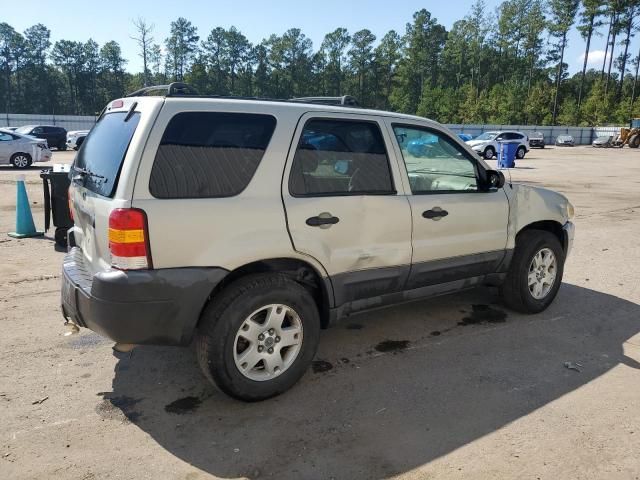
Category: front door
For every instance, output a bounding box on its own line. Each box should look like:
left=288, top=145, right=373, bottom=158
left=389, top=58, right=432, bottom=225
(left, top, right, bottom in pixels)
left=283, top=113, right=412, bottom=306
left=0, top=131, right=15, bottom=163
left=386, top=122, right=509, bottom=290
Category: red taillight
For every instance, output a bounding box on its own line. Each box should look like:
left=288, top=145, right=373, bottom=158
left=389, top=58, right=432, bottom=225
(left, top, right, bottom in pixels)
left=108, top=208, right=152, bottom=270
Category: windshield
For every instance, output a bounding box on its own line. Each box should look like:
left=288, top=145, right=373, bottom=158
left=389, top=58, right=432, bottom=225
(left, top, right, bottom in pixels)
left=475, top=132, right=497, bottom=141
left=73, top=111, right=140, bottom=197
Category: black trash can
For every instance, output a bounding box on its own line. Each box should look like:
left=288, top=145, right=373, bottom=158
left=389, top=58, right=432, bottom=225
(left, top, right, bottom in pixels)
left=41, top=164, right=73, bottom=248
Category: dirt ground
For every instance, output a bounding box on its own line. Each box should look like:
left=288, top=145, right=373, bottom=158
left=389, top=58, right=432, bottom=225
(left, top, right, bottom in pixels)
left=1, top=146, right=640, bottom=480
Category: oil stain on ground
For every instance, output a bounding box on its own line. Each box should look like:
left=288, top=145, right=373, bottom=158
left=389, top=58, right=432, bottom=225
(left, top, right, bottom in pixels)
left=312, top=360, right=333, bottom=373
left=165, top=396, right=202, bottom=414
left=459, top=304, right=507, bottom=325
left=375, top=340, right=410, bottom=353
left=96, top=395, right=143, bottom=422
left=346, top=323, right=364, bottom=330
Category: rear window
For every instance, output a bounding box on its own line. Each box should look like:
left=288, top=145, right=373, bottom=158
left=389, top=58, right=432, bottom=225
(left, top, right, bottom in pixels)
left=73, top=111, right=141, bottom=197
left=149, top=112, right=276, bottom=199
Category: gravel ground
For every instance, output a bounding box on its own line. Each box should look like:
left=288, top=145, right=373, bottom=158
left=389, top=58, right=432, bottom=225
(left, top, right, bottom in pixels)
left=1, top=147, right=639, bottom=480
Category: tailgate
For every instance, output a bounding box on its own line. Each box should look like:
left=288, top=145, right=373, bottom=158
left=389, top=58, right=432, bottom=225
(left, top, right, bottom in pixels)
left=69, top=97, right=163, bottom=274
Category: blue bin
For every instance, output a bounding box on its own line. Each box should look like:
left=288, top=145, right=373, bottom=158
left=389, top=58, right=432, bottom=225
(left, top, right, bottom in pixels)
left=498, top=141, right=519, bottom=168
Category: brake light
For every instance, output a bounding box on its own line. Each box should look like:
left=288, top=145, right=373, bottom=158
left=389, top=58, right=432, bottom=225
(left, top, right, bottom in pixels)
left=108, top=208, right=152, bottom=270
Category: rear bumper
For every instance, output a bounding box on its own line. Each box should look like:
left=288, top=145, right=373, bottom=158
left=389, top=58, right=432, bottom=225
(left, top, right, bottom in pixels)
left=61, top=248, right=228, bottom=346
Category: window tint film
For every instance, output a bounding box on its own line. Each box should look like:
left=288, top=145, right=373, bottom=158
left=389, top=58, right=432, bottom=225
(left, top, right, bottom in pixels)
left=74, top=111, right=141, bottom=197
left=150, top=112, right=276, bottom=199
left=393, top=125, right=478, bottom=193
left=289, top=119, right=394, bottom=196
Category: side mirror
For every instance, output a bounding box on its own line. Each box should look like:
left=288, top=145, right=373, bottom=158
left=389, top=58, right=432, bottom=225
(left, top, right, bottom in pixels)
left=485, top=169, right=505, bottom=189
left=496, top=137, right=503, bottom=141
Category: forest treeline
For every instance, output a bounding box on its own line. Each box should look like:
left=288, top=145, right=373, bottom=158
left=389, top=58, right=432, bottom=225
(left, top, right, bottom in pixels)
left=1, top=0, right=639, bottom=126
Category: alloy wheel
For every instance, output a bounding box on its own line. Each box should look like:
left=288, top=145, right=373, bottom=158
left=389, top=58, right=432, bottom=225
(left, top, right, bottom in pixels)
left=528, top=248, right=557, bottom=300
left=233, top=304, right=303, bottom=381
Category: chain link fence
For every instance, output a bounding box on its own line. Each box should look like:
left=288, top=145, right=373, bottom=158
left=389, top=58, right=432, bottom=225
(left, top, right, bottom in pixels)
left=1, top=113, right=97, bottom=131
left=0, top=113, right=625, bottom=145
left=445, top=124, right=623, bottom=145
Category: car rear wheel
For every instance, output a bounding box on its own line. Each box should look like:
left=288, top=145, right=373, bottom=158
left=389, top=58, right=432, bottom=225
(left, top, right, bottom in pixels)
left=196, top=273, right=320, bottom=401
left=501, top=230, right=565, bottom=313
left=484, top=147, right=495, bottom=160
left=10, top=153, right=32, bottom=169
left=516, top=146, right=526, bottom=159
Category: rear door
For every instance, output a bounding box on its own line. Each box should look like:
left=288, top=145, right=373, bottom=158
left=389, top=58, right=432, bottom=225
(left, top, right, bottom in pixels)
left=282, top=113, right=412, bottom=306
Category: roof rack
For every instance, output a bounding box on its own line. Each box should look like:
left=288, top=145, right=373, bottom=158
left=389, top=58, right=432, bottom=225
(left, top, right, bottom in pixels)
left=126, top=82, right=200, bottom=97
left=125, top=83, right=360, bottom=107
left=290, top=95, right=360, bottom=107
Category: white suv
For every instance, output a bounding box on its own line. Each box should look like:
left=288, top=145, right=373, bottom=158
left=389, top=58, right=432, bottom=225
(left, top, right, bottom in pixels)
left=61, top=84, right=574, bottom=401
left=466, top=131, right=530, bottom=160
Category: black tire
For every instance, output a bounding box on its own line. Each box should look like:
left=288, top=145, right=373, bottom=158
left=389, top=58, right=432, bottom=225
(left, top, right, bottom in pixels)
left=501, top=230, right=565, bottom=314
left=628, top=134, right=640, bottom=149
left=516, top=146, right=526, bottom=159
left=196, top=273, right=320, bottom=401
left=10, top=153, right=32, bottom=169
left=484, top=146, right=495, bottom=159
left=54, top=227, right=68, bottom=248
left=58, top=144, right=67, bottom=151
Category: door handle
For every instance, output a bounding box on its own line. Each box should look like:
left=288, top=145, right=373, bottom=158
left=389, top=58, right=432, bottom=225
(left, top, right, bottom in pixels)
left=306, top=213, right=340, bottom=227
left=422, top=208, right=449, bottom=220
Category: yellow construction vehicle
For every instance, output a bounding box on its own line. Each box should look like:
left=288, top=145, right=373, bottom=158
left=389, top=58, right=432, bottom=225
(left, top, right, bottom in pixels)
left=612, top=118, right=640, bottom=148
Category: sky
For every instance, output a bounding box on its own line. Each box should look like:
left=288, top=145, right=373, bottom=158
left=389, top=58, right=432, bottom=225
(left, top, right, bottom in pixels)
left=4, top=0, right=639, bottom=76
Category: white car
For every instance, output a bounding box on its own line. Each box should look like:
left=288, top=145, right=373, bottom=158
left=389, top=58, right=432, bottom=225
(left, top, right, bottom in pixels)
left=67, top=130, right=90, bottom=150
left=62, top=84, right=574, bottom=401
left=466, top=131, right=530, bottom=160
left=0, top=128, right=52, bottom=168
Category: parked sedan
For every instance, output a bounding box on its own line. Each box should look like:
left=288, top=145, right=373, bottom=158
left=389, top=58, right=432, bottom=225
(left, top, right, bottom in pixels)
left=66, top=130, right=90, bottom=150
left=555, top=135, right=575, bottom=147
left=592, top=135, right=613, bottom=148
left=0, top=128, right=51, bottom=168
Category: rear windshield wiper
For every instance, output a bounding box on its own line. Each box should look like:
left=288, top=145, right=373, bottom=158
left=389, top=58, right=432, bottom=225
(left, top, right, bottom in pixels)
left=72, top=166, right=105, bottom=181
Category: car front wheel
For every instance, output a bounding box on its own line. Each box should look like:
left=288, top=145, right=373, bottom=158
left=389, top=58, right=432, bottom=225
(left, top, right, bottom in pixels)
left=196, top=273, right=320, bottom=401
left=501, top=230, right=565, bottom=313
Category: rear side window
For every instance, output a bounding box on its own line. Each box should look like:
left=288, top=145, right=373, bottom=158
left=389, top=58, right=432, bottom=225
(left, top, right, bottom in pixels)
left=74, top=112, right=141, bottom=197
left=150, top=112, right=276, bottom=199
left=289, top=119, right=394, bottom=196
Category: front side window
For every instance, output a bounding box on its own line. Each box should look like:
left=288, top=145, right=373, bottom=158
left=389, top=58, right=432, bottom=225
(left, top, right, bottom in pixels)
left=289, top=119, right=394, bottom=196
left=150, top=112, right=277, bottom=199
left=0, top=132, right=14, bottom=141
left=393, top=125, right=478, bottom=194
